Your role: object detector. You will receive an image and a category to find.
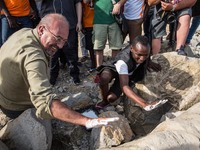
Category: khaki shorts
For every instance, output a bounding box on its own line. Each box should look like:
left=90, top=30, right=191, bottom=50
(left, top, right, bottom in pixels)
left=93, top=23, right=122, bottom=50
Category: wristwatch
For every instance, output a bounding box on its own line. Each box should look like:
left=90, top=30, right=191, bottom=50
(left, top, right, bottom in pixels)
left=171, top=4, right=176, bottom=12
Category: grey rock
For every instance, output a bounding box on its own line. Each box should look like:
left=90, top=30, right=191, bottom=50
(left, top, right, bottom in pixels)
left=61, top=92, right=93, bottom=110
left=100, top=102, right=200, bottom=150
left=90, top=111, right=133, bottom=150
left=0, top=109, right=52, bottom=150
left=0, top=140, right=9, bottom=150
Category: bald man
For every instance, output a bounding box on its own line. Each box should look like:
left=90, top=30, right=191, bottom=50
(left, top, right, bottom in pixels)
left=0, top=13, right=118, bottom=130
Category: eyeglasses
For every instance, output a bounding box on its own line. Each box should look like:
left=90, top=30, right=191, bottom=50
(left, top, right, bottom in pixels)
left=45, top=26, right=68, bottom=45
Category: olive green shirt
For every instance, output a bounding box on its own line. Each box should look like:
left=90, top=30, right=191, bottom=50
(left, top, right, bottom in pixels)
left=0, top=28, right=58, bottom=119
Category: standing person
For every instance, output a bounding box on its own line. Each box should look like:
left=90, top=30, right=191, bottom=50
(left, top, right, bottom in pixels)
left=123, top=0, right=146, bottom=43
left=0, top=13, right=118, bottom=132
left=0, top=0, right=39, bottom=47
left=82, top=0, right=96, bottom=71
left=40, top=0, right=82, bottom=85
left=149, top=0, right=196, bottom=55
left=95, top=36, right=168, bottom=110
left=92, top=0, right=127, bottom=68
left=79, top=31, right=89, bottom=62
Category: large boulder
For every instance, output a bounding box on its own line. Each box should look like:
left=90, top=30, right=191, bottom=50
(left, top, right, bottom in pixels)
left=124, top=52, right=200, bottom=136
left=90, top=111, right=134, bottom=150
left=100, top=102, right=200, bottom=150
left=0, top=109, right=52, bottom=150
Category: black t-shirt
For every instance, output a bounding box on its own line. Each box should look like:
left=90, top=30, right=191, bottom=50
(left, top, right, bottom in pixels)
left=40, top=0, right=81, bottom=29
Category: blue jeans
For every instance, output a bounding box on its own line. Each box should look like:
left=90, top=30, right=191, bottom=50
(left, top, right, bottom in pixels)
left=186, top=16, right=200, bottom=44
left=0, top=15, right=33, bottom=47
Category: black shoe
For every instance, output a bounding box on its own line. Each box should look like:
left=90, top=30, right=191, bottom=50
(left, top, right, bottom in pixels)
left=176, top=46, right=187, bottom=56
left=50, top=78, right=56, bottom=86
left=73, top=77, right=80, bottom=85
left=60, top=63, right=66, bottom=69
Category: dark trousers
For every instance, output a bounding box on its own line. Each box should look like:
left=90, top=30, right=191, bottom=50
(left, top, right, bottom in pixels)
left=50, top=28, right=79, bottom=83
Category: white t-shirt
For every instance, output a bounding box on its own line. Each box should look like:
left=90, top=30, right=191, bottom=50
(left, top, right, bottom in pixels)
left=123, top=0, right=145, bottom=20
left=114, top=60, right=140, bottom=75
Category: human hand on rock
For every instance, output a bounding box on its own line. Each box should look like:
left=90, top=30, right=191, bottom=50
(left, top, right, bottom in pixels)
left=143, top=99, right=168, bottom=111
left=85, top=117, right=119, bottom=129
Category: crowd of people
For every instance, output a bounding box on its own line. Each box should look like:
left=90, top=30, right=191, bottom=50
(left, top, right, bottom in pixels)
left=0, top=0, right=199, bottom=148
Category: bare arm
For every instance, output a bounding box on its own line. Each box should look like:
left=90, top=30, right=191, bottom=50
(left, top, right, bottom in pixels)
left=50, top=100, right=89, bottom=126
left=0, top=0, right=19, bottom=28
left=28, top=0, right=39, bottom=19
left=83, top=0, right=91, bottom=4
left=173, top=0, right=197, bottom=11
left=119, top=74, right=147, bottom=107
left=76, top=2, right=82, bottom=32
left=147, top=0, right=161, bottom=6
left=112, top=0, right=127, bottom=15
left=0, top=0, right=10, bottom=17
left=161, top=0, right=197, bottom=11
left=50, top=100, right=119, bottom=128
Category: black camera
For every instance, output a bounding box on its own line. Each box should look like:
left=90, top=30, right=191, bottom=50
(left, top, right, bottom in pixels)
left=156, top=0, right=176, bottom=24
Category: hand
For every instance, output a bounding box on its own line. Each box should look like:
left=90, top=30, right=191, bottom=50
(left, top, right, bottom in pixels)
left=143, top=99, right=168, bottom=111
left=147, top=60, right=162, bottom=72
left=6, top=16, right=20, bottom=28
left=85, top=117, right=119, bottom=129
left=29, top=10, right=38, bottom=20
left=76, top=22, right=82, bottom=32
left=112, top=3, right=121, bottom=15
left=161, top=1, right=173, bottom=11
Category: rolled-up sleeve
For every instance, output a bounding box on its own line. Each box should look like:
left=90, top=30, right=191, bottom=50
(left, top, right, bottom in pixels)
left=24, top=53, right=58, bottom=119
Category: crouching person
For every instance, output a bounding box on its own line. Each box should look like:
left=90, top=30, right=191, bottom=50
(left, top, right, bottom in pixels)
left=95, top=35, right=167, bottom=111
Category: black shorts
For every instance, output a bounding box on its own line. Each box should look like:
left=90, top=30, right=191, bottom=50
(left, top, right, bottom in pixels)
left=97, top=67, right=134, bottom=98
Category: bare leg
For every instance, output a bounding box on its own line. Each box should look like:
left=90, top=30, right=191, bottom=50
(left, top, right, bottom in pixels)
left=176, top=15, right=191, bottom=49
left=96, top=50, right=103, bottom=68
left=99, top=69, right=113, bottom=102
left=88, top=49, right=96, bottom=69
left=151, top=38, right=161, bottom=55
left=112, top=50, right=120, bottom=58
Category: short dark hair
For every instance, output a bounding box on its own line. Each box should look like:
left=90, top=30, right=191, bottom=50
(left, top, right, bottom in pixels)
left=131, top=35, right=149, bottom=48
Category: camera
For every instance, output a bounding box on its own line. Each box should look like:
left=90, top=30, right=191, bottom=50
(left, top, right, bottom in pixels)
left=165, top=12, right=176, bottom=24
left=156, top=0, right=176, bottom=24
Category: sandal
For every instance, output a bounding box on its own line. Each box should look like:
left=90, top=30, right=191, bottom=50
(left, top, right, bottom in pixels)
left=143, top=99, right=168, bottom=111
left=95, top=101, right=109, bottom=109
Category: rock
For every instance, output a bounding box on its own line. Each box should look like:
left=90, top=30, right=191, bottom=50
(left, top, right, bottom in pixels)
left=90, top=111, right=133, bottom=149
left=123, top=52, right=200, bottom=136
left=0, top=140, right=9, bottom=150
left=61, top=92, right=93, bottom=110
left=0, top=109, right=52, bottom=150
left=51, top=120, right=90, bottom=150
left=100, top=102, right=200, bottom=150
left=137, top=52, right=200, bottom=111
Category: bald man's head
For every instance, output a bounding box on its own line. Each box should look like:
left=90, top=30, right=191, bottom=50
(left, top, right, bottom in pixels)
left=37, top=13, right=69, bottom=56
